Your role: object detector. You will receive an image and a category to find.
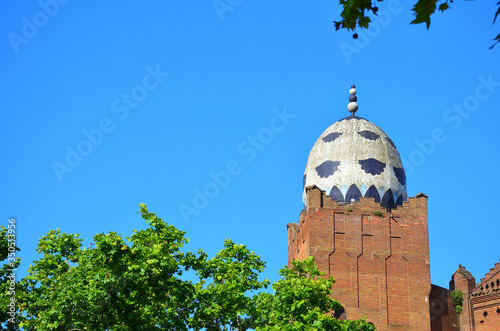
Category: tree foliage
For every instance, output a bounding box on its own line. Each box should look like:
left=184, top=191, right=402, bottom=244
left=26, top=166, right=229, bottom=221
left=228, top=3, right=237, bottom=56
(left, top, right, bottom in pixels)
left=16, top=205, right=202, bottom=330
left=333, top=0, right=500, bottom=48
left=1, top=205, right=375, bottom=330
left=450, top=289, right=464, bottom=315
left=253, top=257, right=375, bottom=331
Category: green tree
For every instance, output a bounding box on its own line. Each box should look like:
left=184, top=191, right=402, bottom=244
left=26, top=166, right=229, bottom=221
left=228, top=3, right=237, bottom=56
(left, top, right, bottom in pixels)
left=17, top=204, right=201, bottom=330
left=333, top=0, right=500, bottom=48
left=253, top=257, right=375, bottom=331
left=6, top=205, right=375, bottom=330
left=188, top=239, right=269, bottom=330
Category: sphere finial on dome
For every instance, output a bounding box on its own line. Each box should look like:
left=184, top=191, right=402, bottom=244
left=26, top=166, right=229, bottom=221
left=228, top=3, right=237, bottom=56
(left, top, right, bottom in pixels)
left=347, top=84, right=358, bottom=116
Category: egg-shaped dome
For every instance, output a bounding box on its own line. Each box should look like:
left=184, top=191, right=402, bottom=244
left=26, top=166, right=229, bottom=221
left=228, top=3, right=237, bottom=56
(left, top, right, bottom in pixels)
left=302, top=115, right=407, bottom=208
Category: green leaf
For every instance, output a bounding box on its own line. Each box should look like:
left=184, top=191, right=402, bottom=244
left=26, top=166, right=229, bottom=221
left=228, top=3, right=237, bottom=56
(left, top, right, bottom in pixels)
left=358, top=16, right=371, bottom=29
left=411, top=0, right=438, bottom=29
left=438, top=3, right=449, bottom=12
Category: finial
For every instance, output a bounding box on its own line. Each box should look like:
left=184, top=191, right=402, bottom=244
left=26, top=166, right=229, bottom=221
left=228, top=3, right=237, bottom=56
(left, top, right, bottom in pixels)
left=347, top=84, right=358, bottom=116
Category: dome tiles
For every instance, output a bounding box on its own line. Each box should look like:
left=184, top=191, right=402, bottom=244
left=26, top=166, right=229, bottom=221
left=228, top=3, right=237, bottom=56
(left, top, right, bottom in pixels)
left=302, top=87, right=407, bottom=208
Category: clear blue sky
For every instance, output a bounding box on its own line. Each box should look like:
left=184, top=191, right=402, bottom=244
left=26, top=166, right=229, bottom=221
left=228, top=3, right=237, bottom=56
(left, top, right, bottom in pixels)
left=1, top=1, right=499, bottom=289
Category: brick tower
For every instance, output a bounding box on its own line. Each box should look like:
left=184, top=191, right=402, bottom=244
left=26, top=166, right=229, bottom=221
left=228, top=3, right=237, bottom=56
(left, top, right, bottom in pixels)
left=287, top=86, right=432, bottom=330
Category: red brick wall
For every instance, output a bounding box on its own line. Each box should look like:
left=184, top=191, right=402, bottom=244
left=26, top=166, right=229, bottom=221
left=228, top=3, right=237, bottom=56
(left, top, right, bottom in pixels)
left=287, top=186, right=432, bottom=330
left=470, top=293, right=500, bottom=331
left=429, top=284, right=460, bottom=331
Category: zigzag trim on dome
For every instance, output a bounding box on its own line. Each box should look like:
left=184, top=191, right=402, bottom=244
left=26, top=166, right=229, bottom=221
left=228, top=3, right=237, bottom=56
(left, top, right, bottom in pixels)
left=327, top=184, right=405, bottom=208
left=303, top=185, right=426, bottom=214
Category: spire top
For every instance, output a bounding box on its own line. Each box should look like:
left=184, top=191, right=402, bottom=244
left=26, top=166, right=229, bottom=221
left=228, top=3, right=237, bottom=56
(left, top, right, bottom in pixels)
left=347, top=84, right=358, bottom=116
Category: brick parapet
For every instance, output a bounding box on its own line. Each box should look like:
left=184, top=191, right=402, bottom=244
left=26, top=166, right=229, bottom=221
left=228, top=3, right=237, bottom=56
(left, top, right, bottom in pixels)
left=479, top=260, right=500, bottom=286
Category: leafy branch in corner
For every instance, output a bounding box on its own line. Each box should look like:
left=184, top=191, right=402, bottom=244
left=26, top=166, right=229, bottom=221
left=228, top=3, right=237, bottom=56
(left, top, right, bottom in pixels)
left=333, top=0, right=500, bottom=48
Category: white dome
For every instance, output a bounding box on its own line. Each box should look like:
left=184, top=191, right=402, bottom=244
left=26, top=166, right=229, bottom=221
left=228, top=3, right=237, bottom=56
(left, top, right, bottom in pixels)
left=303, top=115, right=407, bottom=208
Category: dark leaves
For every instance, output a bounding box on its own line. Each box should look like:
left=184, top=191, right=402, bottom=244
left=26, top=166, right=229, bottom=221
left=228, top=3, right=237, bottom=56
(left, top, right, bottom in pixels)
left=490, top=33, right=500, bottom=49
left=333, top=0, right=498, bottom=50
left=411, top=0, right=438, bottom=29
left=358, top=16, right=372, bottom=29
left=438, top=2, right=449, bottom=12
left=337, top=0, right=381, bottom=31
left=333, top=20, right=345, bottom=31
left=493, top=1, right=500, bottom=23
left=491, top=1, right=500, bottom=48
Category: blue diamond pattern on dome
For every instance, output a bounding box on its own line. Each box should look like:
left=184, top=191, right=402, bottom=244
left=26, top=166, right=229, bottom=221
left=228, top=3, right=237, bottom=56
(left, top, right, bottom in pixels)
left=385, top=137, right=397, bottom=149
left=365, top=185, right=381, bottom=203
left=358, top=158, right=386, bottom=175
left=357, top=131, right=380, bottom=140
left=315, top=161, right=340, bottom=178
left=393, top=167, right=406, bottom=185
left=346, top=184, right=362, bottom=202
left=330, top=186, right=344, bottom=201
left=381, top=189, right=395, bottom=208
left=322, top=132, right=343, bottom=142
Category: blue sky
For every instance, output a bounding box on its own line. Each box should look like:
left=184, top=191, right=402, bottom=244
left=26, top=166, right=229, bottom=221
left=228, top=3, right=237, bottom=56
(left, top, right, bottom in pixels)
left=1, top=0, right=499, bottom=290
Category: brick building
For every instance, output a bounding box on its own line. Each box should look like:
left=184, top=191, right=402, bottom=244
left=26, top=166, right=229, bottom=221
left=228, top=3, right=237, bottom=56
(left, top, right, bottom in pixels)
left=287, top=86, right=499, bottom=330
left=449, top=263, right=500, bottom=330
